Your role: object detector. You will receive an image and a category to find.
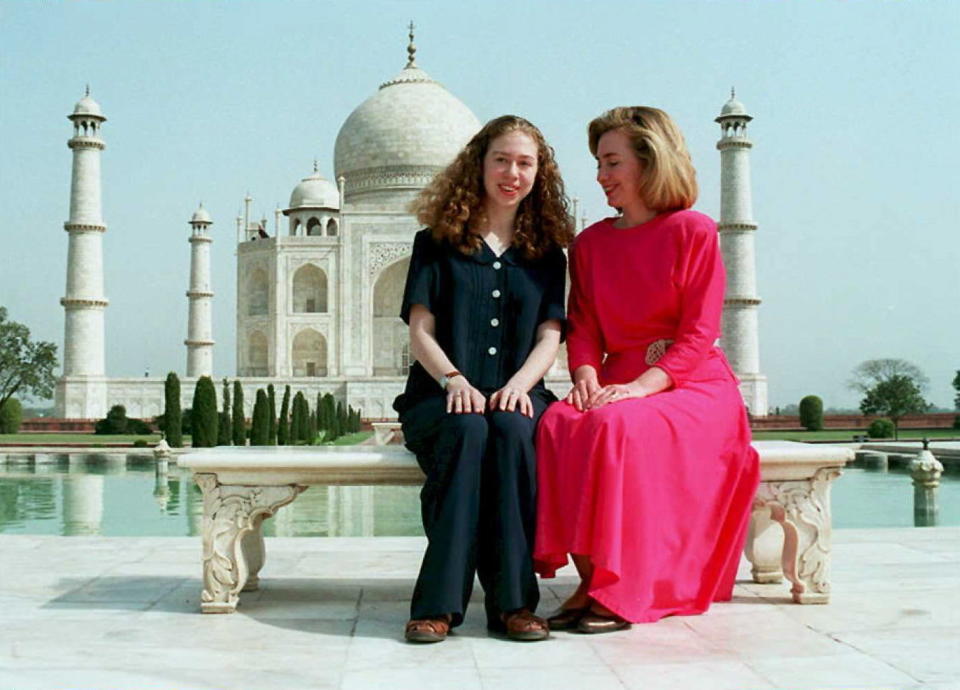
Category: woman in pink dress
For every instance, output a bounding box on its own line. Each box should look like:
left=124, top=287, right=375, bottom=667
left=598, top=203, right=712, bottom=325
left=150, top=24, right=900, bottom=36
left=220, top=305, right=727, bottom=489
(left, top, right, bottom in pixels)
left=534, top=106, right=760, bottom=633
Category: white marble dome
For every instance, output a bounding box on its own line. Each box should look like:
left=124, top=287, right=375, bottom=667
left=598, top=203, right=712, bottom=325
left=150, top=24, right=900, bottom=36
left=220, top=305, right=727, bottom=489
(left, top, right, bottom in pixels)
left=289, top=170, right=340, bottom=210
left=719, top=93, right=749, bottom=118
left=72, top=94, right=104, bottom=119
left=190, top=204, right=212, bottom=224
left=334, top=62, right=480, bottom=201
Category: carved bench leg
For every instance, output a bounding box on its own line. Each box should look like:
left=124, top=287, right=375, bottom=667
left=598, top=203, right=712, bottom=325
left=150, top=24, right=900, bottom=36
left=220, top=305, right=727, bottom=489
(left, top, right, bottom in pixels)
left=194, top=474, right=303, bottom=613
left=745, top=508, right=784, bottom=583
left=241, top=516, right=266, bottom=592
left=753, top=467, right=841, bottom=605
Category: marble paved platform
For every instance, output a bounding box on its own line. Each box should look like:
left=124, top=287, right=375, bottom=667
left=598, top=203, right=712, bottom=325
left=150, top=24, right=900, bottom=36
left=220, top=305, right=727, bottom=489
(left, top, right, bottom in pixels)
left=2, top=528, right=958, bottom=689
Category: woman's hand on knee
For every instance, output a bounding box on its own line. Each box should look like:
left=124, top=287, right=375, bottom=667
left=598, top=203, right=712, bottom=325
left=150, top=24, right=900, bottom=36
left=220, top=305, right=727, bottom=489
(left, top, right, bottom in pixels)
left=587, top=382, right=646, bottom=409
left=566, top=368, right=601, bottom=411
left=489, top=386, right=534, bottom=418
left=446, top=377, right=486, bottom=414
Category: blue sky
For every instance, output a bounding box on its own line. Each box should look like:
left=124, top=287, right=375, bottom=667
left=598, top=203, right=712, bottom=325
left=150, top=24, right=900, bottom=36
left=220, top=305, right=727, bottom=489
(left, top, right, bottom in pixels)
left=1, top=0, right=957, bottom=410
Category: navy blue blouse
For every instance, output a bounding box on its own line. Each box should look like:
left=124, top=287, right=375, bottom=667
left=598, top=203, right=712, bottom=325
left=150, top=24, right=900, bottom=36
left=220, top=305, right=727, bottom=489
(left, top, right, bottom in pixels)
left=393, top=229, right=567, bottom=414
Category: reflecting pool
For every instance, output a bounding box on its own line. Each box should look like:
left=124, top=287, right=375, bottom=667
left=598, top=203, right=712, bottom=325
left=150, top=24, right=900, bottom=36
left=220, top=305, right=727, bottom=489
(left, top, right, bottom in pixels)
left=1, top=456, right=958, bottom=536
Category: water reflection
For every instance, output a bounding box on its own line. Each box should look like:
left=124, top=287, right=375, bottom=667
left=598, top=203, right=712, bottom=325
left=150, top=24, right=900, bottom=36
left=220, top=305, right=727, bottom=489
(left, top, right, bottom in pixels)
left=62, top=474, right=104, bottom=536
left=1, top=459, right=957, bottom=536
left=0, top=477, right=58, bottom=531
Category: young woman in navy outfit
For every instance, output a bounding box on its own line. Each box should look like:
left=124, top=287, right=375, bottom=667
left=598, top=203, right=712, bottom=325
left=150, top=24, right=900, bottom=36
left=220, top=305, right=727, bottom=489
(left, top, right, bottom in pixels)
left=394, top=115, right=573, bottom=642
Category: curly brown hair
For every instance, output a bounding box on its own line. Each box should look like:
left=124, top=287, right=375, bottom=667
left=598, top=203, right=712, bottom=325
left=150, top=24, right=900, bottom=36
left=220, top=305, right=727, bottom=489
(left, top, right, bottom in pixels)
left=411, top=115, right=574, bottom=260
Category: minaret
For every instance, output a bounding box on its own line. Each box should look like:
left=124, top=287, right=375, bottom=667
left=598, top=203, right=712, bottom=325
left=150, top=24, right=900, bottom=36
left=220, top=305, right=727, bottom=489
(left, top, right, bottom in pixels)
left=185, top=204, right=214, bottom=376
left=716, top=89, right=768, bottom=416
left=56, top=88, right=109, bottom=419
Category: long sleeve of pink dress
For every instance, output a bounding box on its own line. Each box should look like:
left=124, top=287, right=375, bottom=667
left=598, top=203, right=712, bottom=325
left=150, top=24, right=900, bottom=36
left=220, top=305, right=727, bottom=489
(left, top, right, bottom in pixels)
left=534, top=209, right=760, bottom=623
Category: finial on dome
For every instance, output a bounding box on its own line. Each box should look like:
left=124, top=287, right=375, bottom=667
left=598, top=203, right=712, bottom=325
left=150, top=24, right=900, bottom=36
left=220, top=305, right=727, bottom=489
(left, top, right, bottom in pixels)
left=85, top=84, right=90, bottom=97
left=731, top=86, right=735, bottom=99
left=313, top=158, right=318, bottom=173
left=406, top=21, right=417, bottom=68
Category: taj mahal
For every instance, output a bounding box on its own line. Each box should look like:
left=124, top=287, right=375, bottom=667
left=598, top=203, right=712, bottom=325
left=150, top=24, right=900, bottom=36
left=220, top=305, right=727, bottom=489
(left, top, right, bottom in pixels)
left=54, top=30, right=767, bottom=421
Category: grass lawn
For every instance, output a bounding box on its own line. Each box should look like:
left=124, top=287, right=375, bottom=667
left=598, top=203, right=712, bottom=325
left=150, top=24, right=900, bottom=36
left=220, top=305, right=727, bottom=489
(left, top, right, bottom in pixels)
left=1, top=431, right=376, bottom=446
left=319, top=431, right=374, bottom=446
left=0, top=433, right=169, bottom=445
left=752, top=428, right=959, bottom=442
left=5, top=429, right=953, bottom=446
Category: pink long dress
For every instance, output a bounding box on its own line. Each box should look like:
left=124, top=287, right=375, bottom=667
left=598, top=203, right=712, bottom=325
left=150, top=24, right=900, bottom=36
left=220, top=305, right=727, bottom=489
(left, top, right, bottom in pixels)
left=534, top=209, right=760, bottom=623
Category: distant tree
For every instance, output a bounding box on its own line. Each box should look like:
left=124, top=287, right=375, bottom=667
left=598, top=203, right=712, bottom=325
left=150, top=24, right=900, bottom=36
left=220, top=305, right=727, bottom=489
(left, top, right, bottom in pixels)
left=94, top=404, right=154, bottom=435
left=953, top=370, right=960, bottom=411
left=299, top=393, right=312, bottom=443
left=323, top=393, right=338, bottom=441
left=95, top=404, right=127, bottom=435
left=798, top=395, right=824, bottom=431
left=232, top=381, right=246, bottom=446
left=859, top=375, right=929, bottom=440
left=180, top=408, right=193, bottom=435
left=217, top=378, right=232, bottom=446
left=336, top=401, right=347, bottom=438
left=267, top=384, right=277, bottom=445
left=162, top=373, right=183, bottom=447
left=250, top=389, right=270, bottom=446
left=0, top=397, right=23, bottom=433
left=867, top=417, right=895, bottom=439
left=849, top=359, right=929, bottom=395
left=316, top=392, right=327, bottom=438
left=277, top=385, right=291, bottom=445
left=0, top=307, right=58, bottom=412
left=192, top=376, right=218, bottom=447
left=290, top=392, right=305, bottom=444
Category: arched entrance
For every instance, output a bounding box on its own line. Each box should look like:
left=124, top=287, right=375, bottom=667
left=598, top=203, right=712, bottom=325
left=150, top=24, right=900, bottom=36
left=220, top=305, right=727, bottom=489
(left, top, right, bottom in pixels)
left=372, top=258, right=410, bottom=376
left=292, top=328, right=327, bottom=377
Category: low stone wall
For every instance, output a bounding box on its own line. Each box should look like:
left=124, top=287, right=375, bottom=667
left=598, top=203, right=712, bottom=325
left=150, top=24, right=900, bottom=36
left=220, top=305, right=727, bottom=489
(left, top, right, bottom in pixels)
left=751, top=413, right=958, bottom=431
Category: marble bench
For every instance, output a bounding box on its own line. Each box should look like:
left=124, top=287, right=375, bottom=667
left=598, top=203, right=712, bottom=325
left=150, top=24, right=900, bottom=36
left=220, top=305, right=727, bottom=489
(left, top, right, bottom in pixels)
left=180, top=440, right=852, bottom=613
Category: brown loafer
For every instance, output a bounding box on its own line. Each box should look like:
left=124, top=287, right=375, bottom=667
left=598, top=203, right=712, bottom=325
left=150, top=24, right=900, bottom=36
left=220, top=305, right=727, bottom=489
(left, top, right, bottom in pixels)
left=498, top=609, right=550, bottom=641
left=404, top=616, right=450, bottom=643
left=546, top=606, right=588, bottom=631
left=577, top=611, right=630, bottom=634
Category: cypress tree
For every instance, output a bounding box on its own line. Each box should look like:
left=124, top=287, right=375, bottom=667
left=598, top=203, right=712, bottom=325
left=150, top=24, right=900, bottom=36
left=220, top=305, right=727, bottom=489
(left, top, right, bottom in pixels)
left=290, top=392, right=305, bottom=444
left=217, top=378, right=232, bottom=446
left=278, top=385, right=291, bottom=445
left=232, top=381, right=246, bottom=446
left=268, top=384, right=278, bottom=445
left=316, top=392, right=327, bottom=440
left=323, top=393, right=337, bottom=441
left=301, top=394, right=313, bottom=443
left=250, top=389, right=270, bottom=445
left=191, top=376, right=218, bottom=448
left=163, top=372, right=183, bottom=448
left=799, top=395, right=824, bottom=431
left=337, top=401, right=348, bottom=438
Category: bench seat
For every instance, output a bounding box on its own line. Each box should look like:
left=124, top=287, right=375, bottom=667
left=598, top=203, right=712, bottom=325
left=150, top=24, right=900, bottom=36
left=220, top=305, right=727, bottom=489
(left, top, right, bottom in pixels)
left=180, top=440, right=852, bottom=613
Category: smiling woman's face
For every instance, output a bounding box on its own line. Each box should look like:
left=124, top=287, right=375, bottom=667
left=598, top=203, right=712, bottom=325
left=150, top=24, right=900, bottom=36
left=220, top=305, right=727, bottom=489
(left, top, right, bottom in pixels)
left=595, top=128, right=644, bottom=212
left=482, top=130, right=539, bottom=212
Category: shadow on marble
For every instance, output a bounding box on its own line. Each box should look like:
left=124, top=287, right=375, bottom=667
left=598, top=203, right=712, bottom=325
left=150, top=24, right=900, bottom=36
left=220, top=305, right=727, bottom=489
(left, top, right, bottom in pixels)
left=44, top=576, right=186, bottom=610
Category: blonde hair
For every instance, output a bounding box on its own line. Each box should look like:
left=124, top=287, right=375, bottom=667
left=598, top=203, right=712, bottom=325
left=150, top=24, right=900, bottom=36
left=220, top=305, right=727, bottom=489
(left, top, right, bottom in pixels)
left=412, top=115, right=574, bottom=260
left=588, top=106, right=698, bottom=212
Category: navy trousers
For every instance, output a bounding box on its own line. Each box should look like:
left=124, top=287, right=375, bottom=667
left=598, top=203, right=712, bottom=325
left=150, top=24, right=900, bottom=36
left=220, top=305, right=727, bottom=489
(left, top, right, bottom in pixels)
left=400, top=393, right=550, bottom=627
